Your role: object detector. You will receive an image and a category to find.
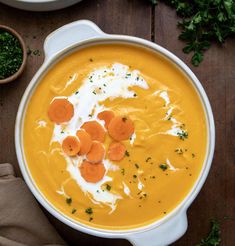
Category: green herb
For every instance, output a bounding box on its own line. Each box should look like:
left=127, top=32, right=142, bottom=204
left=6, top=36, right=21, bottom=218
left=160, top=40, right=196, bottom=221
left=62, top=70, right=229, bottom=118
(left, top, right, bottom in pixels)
left=135, top=163, right=139, bottom=169
left=66, top=197, right=72, bottom=205
left=177, top=130, right=188, bottom=140
left=0, top=30, right=23, bottom=79
left=159, top=163, right=168, bottom=171
left=146, top=157, right=152, bottom=162
left=175, top=148, right=184, bottom=154
left=71, top=208, right=77, bottom=214
left=148, top=0, right=235, bottom=66
left=197, top=219, right=221, bottom=246
left=106, top=184, right=111, bottom=191
left=85, top=207, right=93, bottom=215
left=121, top=168, right=125, bottom=175
left=33, top=49, right=40, bottom=56
left=92, top=90, right=96, bottom=95
left=125, top=150, right=130, bottom=157
left=75, top=91, right=79, bottom=95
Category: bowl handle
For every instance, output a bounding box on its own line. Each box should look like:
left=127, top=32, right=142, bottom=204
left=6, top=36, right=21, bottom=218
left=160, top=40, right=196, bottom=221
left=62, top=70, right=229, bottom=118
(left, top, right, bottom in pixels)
left=126, top=212, right=188, bottom=246
left=43, top=20, right=105, bottom=60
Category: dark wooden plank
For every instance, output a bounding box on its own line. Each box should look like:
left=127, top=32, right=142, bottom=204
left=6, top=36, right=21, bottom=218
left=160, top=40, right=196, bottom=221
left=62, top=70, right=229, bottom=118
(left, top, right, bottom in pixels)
left=0, top=0, right=151, bottom=245
left=155, top=2, right=235, bottom=245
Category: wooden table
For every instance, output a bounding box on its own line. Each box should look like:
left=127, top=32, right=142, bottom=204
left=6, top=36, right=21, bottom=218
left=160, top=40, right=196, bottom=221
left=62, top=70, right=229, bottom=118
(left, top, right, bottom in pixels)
left=0, top=1, right=234, bottom=245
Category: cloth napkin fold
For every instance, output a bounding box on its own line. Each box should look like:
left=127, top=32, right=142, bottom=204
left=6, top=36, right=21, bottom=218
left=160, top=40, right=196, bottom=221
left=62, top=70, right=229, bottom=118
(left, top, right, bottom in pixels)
left=0, top=163, right=67, bottom=246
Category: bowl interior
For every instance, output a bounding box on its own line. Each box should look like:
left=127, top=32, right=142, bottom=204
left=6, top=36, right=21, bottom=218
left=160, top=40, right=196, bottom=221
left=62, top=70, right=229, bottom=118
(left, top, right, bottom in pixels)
left=15, top=38, right=215, bottom=237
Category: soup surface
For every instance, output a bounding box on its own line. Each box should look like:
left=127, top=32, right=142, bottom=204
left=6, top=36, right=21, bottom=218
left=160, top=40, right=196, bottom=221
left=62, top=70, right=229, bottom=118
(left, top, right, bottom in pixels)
left=24, top=44, right=207, bottom=229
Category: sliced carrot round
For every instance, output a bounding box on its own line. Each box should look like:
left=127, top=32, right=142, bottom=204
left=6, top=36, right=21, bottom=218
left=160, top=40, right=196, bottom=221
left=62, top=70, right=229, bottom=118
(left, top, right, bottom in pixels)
left=97, top=110, right=115, bottom=129
left=81, top=121, right=106, bottom=142
left=80, top=161, right=106, bottom=183
left=87, top=141, right=105, bottom=163
left=48, top=98, right=74, bottom=124
left=108, top=116, right=134, bottom=141
left=108, top=142, right=126, bottom=161
left=62, top=136, right=80, bottom=156
left=76, top=130, right=92, bottom=155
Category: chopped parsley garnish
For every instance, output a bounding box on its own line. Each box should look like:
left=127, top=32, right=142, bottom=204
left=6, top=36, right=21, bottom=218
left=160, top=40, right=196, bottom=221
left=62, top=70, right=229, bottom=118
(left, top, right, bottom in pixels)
left=125, top=150, right=130, bottom=157
left=103, top=83, right=107, bottom=87
left=85, top=207, right=93, bottom=215
left=135, top=163, right=139, bottom=169
left=92, top=90, right=96, bottom=95
left=175, top=148, right=184, bottom=154
left=159, top=164, right=168, bottom=171
left=197, top=219, right=221, bottom=246
left=75, top=91, right=79, bottom=95
left=66, top=197, right=72, bottom=205
left=0, top=30, right=23, bottom=79
left=106, top=184, right=111, bottom=191
left=61, top=131, right=64, bottom=134
left=121, top=168, right=125, bottom=175
left=177, top=130, right=188, bottom=140
left=71, top=208, right=77, bottom=214
left=33, top=49, right=40, bottom=56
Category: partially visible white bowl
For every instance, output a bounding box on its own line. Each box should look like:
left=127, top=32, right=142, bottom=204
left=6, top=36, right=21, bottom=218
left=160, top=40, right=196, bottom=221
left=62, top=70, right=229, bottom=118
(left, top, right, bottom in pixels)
left=0, top=0, right=82, bottom=11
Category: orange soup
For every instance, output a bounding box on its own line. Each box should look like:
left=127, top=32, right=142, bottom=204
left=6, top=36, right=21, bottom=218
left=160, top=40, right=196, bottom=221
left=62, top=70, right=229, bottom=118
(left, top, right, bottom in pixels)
left=24, top=44, right=207, bottom=229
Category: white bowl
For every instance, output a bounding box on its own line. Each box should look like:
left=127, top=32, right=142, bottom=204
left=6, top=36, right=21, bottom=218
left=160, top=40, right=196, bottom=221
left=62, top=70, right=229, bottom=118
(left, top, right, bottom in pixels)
left=15, top=20, right=215, bottom=246
left=0, top=0, right=82, bottom=11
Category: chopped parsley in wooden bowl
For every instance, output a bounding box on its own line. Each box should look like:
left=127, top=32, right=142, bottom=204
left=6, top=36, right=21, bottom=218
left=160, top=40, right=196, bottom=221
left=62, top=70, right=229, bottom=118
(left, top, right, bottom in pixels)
left=0, top=25, right=27, bottom=84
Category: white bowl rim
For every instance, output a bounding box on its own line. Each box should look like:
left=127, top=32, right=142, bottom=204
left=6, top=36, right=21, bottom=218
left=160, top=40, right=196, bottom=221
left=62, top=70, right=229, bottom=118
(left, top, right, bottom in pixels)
left=15, top=33, right=215, bottom=238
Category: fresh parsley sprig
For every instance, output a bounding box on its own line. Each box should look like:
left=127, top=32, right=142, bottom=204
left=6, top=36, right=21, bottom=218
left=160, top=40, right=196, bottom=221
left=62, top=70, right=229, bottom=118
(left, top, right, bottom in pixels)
left=149, top=0, right=235, bottom=66
left=197, top=219, right=221, bottom=246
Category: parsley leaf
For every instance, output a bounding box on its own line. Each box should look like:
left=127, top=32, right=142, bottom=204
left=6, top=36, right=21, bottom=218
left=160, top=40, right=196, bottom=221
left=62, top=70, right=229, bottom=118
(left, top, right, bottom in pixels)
left=197, top=219, right=221, bottom=246
left=148, top=0, right=235, bottom=66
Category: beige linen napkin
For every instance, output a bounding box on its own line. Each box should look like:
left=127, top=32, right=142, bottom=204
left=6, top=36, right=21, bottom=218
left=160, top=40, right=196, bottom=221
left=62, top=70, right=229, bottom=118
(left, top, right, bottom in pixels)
left=0, top=163, right=67, bottom=246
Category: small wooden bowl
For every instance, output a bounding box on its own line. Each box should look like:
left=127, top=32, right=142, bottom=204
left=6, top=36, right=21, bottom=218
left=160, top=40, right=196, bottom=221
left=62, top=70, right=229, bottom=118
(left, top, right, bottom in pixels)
left=0, top=25, right=27, bottom=84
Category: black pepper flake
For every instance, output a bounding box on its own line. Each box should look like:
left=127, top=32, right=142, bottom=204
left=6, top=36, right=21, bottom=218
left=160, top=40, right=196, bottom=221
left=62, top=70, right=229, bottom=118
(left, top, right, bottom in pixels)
left=122, top=117, right=127, bottom=122
left=135, top=163, right=139, bottom=169
left=146, top=157, right=152, bottom=162
left=125, top=150, right=130, bottom=157
left=106, top=184, right=111, bottom=191
left=89, top=58, right=93, bottom=62
left=66, top=197, right=72, bottom=205
left=71, top=208, right=77, bottom=214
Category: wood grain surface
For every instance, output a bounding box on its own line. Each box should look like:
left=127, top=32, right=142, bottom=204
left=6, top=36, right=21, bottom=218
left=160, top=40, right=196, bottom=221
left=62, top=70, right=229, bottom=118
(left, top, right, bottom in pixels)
left=0, top=0, right=234, bottom=245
